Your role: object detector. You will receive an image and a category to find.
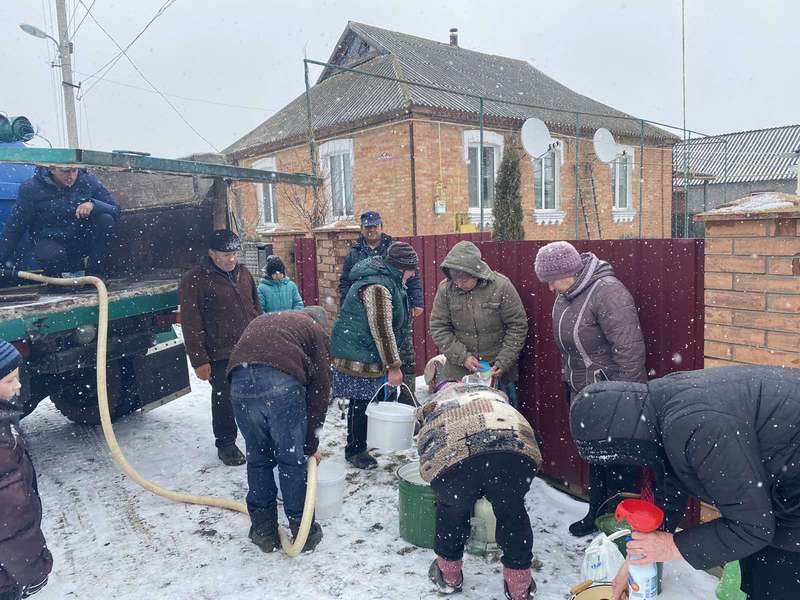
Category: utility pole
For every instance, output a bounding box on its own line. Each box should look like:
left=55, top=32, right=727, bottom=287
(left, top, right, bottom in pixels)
left=54, top=0, right=79, bottom=148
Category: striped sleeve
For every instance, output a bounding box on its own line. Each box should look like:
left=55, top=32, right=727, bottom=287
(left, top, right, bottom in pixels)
left=360, top=284, right=402, bottom=369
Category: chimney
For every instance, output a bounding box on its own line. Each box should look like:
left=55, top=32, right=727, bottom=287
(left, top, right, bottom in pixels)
left=449, top=28, right=458, bottom=47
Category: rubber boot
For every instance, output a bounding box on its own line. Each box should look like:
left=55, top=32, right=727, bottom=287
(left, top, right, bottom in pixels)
left=503, top=567, right=536, bottom=600
left=428, top=558, right=463, bottom=595
left=218, top=444, right=246, bottom=466
left=346, top=450, right=377, bottom=470
left=248, top=506, right=279, bottom=553
left=289, top=518, right=323, bottom=553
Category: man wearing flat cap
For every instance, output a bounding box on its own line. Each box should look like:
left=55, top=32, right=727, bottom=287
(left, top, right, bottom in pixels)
left=339, top=211, right=424, bottom=405
left=331, top=241, right=420, bottom=469
left=179, top=229, right=262, bottom=466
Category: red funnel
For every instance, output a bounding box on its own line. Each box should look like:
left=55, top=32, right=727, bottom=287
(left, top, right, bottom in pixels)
left=615, top=499, right=664, bottom=533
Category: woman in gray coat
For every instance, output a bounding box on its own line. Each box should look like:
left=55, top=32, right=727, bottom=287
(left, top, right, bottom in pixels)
left=534, top=240, right=647, bottom=537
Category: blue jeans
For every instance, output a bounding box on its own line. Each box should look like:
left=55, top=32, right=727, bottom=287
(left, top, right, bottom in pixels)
left=230, top=365, right=308, bottom=522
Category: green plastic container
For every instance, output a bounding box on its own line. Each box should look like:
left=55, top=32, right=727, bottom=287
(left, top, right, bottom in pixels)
left=595, top=513, right=663, bottom=594
left=397, top=461, right=436, bottom=549
left=716, top=562, right=746, bottom=600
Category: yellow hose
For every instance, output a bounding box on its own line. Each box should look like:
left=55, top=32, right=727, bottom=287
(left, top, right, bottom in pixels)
left=16, top=271, right=316, bottom=557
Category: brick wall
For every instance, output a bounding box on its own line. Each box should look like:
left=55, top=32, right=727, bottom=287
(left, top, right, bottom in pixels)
left=231, top=117, right=674, bottom=241
left=700, top=206, right=800, bottom=368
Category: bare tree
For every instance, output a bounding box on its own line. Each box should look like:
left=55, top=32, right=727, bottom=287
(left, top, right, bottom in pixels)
left=278, top=147, right=329, bottom=231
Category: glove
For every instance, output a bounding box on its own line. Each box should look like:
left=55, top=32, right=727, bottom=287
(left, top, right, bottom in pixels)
left=21, top=577, right=48, bottom=598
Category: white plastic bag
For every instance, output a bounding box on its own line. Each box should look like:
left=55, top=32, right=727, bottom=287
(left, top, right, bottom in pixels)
left=580, top=529, right=630, bottom=583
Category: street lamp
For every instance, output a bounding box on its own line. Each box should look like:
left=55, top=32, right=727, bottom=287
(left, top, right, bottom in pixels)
left=19, top=11, right=79, bottom=148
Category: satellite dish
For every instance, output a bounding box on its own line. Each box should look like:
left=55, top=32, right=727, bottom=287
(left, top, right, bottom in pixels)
left=593, top=128, right=620, bottom=163
left=521, top=118, right=554, bottom=158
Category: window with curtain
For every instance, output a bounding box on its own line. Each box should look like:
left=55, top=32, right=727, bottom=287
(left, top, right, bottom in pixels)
left=329, top=153, right=353, bottom=218
left=252, top=157, right=278, bottom=226
left=534, top=149, right=558, bottom=210
left=468, top=146, right=496, bottom=212
left=612, top=150, right=634, bottom=210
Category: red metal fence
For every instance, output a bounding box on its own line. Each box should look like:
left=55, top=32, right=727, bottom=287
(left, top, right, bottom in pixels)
left=295, top=234, right=704, bottom=512
left=294, top=237, right=319, bottom=306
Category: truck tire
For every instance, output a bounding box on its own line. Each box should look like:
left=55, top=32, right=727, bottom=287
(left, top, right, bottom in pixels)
left=51, top=359, right=140, bottom=424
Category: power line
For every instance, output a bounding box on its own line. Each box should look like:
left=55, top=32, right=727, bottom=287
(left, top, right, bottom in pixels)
left=71, top=0, right=97, bottom=40
left=78, top=0, right=176, bottom=98
left=73, top=69, right=275, bottom=112
left=76, top=0, right=219, bottom=152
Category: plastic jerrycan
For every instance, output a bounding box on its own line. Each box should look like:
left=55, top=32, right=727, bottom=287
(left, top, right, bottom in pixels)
left=615, top=499, right=664, bottom=599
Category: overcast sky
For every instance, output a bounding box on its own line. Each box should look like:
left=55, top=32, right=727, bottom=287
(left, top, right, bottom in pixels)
left=2, top=0, right=798, bottom=158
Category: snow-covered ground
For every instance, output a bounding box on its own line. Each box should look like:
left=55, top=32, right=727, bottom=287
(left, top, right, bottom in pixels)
left=23, top=367, right=719, bottom=599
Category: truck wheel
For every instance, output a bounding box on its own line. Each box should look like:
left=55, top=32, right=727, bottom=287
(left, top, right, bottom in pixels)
left=51, top=360, right=139, bottom=425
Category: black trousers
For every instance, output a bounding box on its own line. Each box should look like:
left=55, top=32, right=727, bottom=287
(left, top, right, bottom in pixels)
left=209, top=359, right=238, bottom=448
left=431, top=453, right=537, bottom=570
left=33, top=212, right=115, bottom=276
left=740, top=545, right=800, bottom=599
left=398, top=326, right=416, bottom=406
left=0, top=586, right=21, bottom=600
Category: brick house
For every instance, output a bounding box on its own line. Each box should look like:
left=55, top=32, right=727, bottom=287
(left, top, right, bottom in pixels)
left=224, top=22, right=678, bottom=242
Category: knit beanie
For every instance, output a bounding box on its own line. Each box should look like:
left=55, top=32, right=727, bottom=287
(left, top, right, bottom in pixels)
left=534, top=241, right=583, bottom=282
left=265, top=255, right=286, bottom=277
left=384, top=242, right=419, bottom=271
left=208, top=229, right=241, bottom=252
left=0, top=340, right=22, bottom=381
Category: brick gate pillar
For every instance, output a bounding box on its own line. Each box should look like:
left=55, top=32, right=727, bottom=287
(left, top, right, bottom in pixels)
left=696, top=193, right=800, bottom=369
left=312, top=221, right=361, bottom=329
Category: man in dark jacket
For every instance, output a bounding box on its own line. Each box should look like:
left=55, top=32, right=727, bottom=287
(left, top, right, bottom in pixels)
left=571, top=366, right=800, bottom=600
left=331, top=242, right=418, bottom=469
left=179, top=230, right=262, bottom=466
left=0, top=341, right=52, bottom=600
left=0, top=166, right=120, bottom=277
left=227, top=307, right=331, bottom=554
left=339, top=211, right=423, bottom=403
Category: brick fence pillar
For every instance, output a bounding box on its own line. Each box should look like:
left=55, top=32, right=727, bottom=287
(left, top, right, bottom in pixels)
left=697, top=193, right=800, bottom=369
left=312, top=221, right=361, bottom=328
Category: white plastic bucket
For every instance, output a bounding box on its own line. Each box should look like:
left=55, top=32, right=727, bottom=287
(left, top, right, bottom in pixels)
left=366, top=401, right=417, bottom=451
left=314, top=460, right=346, bottom=520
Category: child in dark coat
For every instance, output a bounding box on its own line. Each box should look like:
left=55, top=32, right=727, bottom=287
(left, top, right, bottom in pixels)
left=0, top=341, right=52, bottom=600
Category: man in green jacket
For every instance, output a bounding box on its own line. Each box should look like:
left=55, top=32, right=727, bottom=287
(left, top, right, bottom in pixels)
left=330, top=242, right=419, bottom=470
left=429, top=241, right=528, bottom=403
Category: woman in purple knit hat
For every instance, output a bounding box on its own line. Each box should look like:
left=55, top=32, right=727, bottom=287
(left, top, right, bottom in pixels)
left=534, top=241, right=647, bottom=537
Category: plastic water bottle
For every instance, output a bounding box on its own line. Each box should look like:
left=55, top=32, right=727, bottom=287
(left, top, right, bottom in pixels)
left=627, top=557, right=659, bottom=599
left=615, top=499, right=665, bottom=600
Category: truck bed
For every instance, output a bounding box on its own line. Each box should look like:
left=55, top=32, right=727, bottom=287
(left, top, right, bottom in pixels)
left=0, top=272, right=182, bottom=340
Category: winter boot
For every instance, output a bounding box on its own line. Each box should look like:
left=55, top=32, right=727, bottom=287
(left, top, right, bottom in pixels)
left=289, top=518, right=323, bottom=553
left=503, top=568, right=536, bottom=600
left=346, top=450, right=377, bottom=470
left=248, top=507, right=279, bottom=553
left=568, top=512, right=599, bottom=537
left=218, top=444, right=246, bottom=466
left=428, top=558, right=463, bottom=595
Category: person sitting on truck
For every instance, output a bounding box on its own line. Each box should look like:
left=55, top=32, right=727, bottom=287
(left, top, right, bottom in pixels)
left=417, top=382, right=541, bottom=600
left=257, top=255, right=304, bottom=313
left=0, top=166, right=120, bottom=277
left=0, top=340, right=53, bottom=600
left=179, top=229, right=262, bottom=466
left=226, top=306, right=331, bottom=554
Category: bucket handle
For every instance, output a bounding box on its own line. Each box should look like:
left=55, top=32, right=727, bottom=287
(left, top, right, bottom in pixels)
left=593, top=491, right=641, bottom=523
left=607, top=528, right=632, bottom=542
left=367, top=381, right=421, bottom=408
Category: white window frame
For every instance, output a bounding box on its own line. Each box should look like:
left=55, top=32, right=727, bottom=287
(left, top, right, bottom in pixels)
left=463, top=130, right=504, bottom=225
left=532, top=139, right=565, bottom=225
left=319, top=138, right=354, bottom=221
left=612, top=145, right=637, bottom=223
left=251, top=156, right=279, bottom=231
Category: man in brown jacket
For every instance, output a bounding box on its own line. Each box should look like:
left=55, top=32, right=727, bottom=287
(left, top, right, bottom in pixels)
left=0, top=341, right=52, bottom=600
left=179, top=230, right=262, bottom=466
left=227, top=307, right=331, bottom=553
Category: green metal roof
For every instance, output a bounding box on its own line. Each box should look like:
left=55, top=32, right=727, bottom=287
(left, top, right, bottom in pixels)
left=0, top=147, right=320, bottom=186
